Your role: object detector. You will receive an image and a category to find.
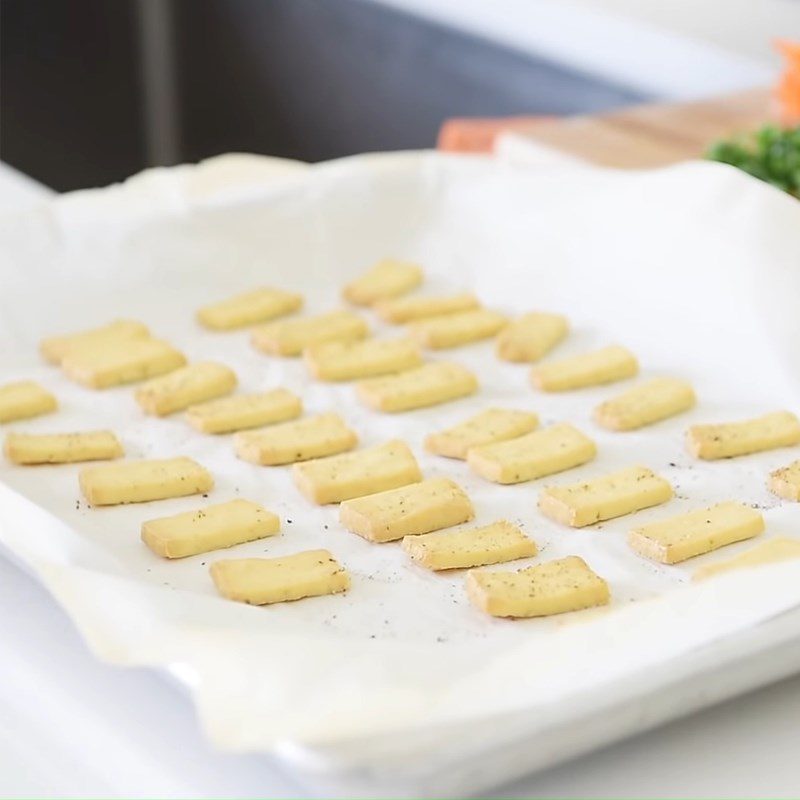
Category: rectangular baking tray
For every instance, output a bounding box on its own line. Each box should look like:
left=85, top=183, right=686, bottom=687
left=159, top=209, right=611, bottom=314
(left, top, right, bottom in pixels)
left=2, top=152, right=800, bottom=797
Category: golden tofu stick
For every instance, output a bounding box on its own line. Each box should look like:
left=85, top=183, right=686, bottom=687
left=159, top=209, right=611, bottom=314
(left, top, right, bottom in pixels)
left=594, top=377, right=696, bottom=431
left=425, top=408, right=539, bottom=460
left=343, top=259, right=423, bottom=306
left=496, top=312, right=568, bottom=363
left=135, top=361, right=237, bottom=416
left=210, top=549, right=350, bottom=604
left=304, top=338, right=422, bottom=381
left=409, top=309, right=507, bottom=349
left=376, top=292, right=479, bottom=323
left=40, top=319, right=150, bottom=365
left=403, top=520, right=536, bottom=571
left=687, top=411, right=800, bottom=460
left=539, top=465, right=672, bottom=528
left=197, top=287, right=302, bottom=330
left=769, top=459, right=800, bottom=501
left=466, top=556, right=610, bottom=618
left=142, top=499, right=280, bottom=558
left=467, top=423, right=596, bottom=484
left=356, top=361, right=477, bottom=412
left=251, top=310, right=368, bottom=356
left=628, top=501, right=764, bottom=565
left=5, top=431, right=123, bottom=465
left=0, top=381, right=57, bottom=423
left=292, top=440, right=422, bottom=504
left=186, top=389, right=302, bottom=434
left=234, top=413, right=358, bottom=465
left=79, top=457, right=213, bottom=506
left=62, top=338, right=186, bottom=389
left=340, top=477, right=473, bottom=542
left=531, top=345, right=638, bottom=392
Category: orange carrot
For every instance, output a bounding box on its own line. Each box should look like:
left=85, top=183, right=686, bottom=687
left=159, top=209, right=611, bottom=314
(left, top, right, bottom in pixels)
left=437, top=116, right=555, bottom=153
left=776, top=39, right=800, bottom=70
left=775, top=39, right=800, bottom=125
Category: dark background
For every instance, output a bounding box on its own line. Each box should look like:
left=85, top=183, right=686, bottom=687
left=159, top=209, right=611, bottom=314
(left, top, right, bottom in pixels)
left=1, top=0, right=647, bottom=192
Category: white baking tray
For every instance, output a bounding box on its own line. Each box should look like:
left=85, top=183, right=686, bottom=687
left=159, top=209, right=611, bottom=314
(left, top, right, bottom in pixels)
left=2, top=152, right=800, bottom=797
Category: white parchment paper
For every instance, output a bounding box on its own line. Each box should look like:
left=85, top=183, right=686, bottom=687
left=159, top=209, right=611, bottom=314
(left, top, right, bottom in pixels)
left=2, top=152, right=800, bottom=755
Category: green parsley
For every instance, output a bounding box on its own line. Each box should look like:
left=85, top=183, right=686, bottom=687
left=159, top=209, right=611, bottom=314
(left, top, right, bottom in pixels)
left=706, top=125, right=800, bottom=197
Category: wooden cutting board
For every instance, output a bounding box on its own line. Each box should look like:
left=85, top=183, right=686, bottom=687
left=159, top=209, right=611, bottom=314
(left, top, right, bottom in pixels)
left=509, top=88, right=775, bottom=167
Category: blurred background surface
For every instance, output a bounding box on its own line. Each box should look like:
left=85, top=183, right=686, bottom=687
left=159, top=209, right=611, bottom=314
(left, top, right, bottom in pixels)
left=2, top=0, right=791, bottom=191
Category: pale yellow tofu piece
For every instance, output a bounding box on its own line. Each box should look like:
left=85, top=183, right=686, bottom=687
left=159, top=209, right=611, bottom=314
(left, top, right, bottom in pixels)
left=687, top=411, right=800, bottom=460
left=402, top=520, right=537, bottom=571
left=210, top=549, right=350, bottom=604
left=135, top=361, right=237, bottom=416
left=376, top=292, right=479, bottom=323
left=340, top=477, right=474, bottom=542
left=5, top=430, right=123, bottom=465
left=343, top=259, right=423, bottom=306
left=594, top=377, right=696, bottom=431
left=409, top=309, right=508, bottom=349
left=303, top=338, right=422, bottom=381
left=468, top=423, right=596, bottom=485
left=0, top=381, right=57, bottom=423
left=62, top=338, right=186, bottom=389
left=234, top=413, right=357, bottom=466
left=141, top=498, right=280, bottom=559
left=769, top=459, right=800, bottom=501
left=251, top=310, right=368, bottom=356
left=79, top=457, right=213, bottom=506
left=531, top=345, right=638, bottom=392
left=356, top=361, right=478, bottom=412
left=539, top=465, right=672, bottom=528
left=197, top=287, right=302, bottom=330
left=425, top=408, right=539, bottom=460
left=292, top=439, right=422, bottom=504
left=628, top=501, right=764, bottom=565
left=40, top=319, right=150, bottom=365
left=466, top=556, right=610, bottom=618
left=693, top=537, right=800, bottom=581
left=496, top=312, right=569, bottom=363
left=186, top=389, right=302, bottom=434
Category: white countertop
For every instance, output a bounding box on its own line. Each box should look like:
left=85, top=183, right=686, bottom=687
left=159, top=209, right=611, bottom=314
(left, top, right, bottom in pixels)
left=1, top=162, right=799, bottom=799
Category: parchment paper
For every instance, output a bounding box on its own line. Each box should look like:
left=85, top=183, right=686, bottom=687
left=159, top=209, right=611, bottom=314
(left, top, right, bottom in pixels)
left=2, top=152, right=800, bottom=754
